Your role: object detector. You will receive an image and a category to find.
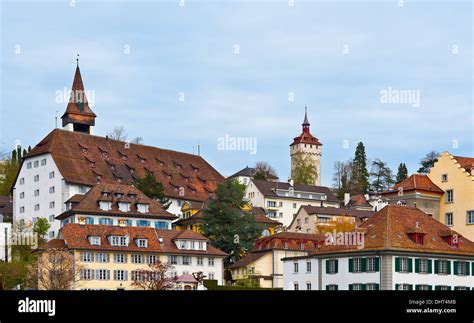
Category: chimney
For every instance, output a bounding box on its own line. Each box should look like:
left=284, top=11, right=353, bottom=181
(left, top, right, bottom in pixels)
left=344, top=193, right=350, bottom=206
left=288, top=178, right=294, bottom=187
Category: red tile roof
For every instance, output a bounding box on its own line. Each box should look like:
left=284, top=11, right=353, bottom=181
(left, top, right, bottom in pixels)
left=56, top=183, right=177, bottom=220
left=348, top=194, right=372, bottom=208
left=301, top=206, right=374, bottom=219
left=50, top=223, right=227, bottom=256
left=453, top=155, right=474, bottom=172
left=314, top=205, right=474, bottom=256
left=382, top=174, right=444, bottom=195
left=24, top=129, right=224, bottom=202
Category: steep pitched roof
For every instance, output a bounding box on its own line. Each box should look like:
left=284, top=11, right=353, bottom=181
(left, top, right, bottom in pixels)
left=227, top=251, right=268, bottom=269
left=56, top=183, right=176, bottom=220
left=50, top=223, right=227, bottom=256
left=348, top=194, right=372, bottom=208
left=290, top=109, right=322, bottom=146
left=24, top=129, right=224, bottom=202
left=61, top=65, right=96, bottom=127
left=452, top=155, right=474, bottom=173
left=314, top=205, right=474, bottom=256
left=382, top=174, right=444, bottom=195
left=228, top=166, right=278, bottom=180
left=301, top=206, right=374, bottom=219
left=251, top=180, right=340, bottom=203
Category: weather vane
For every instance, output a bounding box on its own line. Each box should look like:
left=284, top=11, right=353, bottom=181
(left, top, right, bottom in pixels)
left=76, top=54, right=80, bottom=66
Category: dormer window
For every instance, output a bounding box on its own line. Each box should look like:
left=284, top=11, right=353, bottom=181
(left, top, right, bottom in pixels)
left=180, top=240, right=187, bottom=249
left=137, top=203, right=149, bottom=213
left=89, top=236, right=101, bottom=246
left=115, top=192, right=124, bottom=199
left=128, top=193, right=137, bottom=199
left=136, top=239, right=148, bottom=248
left=118, top=202, right=131, bottom=212
left=110, top=235, right=128, bottom=247
left=99, top=201, right=112, bottom=211
left=440, top=231, right=460, bottom=248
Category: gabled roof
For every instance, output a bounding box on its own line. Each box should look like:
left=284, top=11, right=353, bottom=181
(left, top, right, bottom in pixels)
left=382, top=174, right=444, bottom=195
left=24, top=129, right=224, bottom=202
left=228, top=166, right=278, bottom=180
left=56, top=183, right=176, bottom=220
left=43, top=223, right=227, bottom=256
left=314, top=205, right=474, bottom=257
left=251, top=179, right=340, bottom=203
left=348, top=194, right=372, bottom=208
left=227, top=251, right=268, bottom=269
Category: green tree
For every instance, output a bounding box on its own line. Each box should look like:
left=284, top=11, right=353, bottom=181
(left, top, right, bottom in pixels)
left=292, top=152, right=318, bottom=185
left=201, top=180, right=261, bottom=264
left=396, top=163, right=408, bottom=183
left=135, top=173, right=171, bottom=209
left=369, top=159, right=394, bottom=193
left=0, top=146, right=25, bottom=195
left=0, top=261, right=28, bottom=290
left=417, top=151, right=439, bottom=174
left=351, top=142, right=369, bottom=194
left=33, top=218, right=51, bottom=243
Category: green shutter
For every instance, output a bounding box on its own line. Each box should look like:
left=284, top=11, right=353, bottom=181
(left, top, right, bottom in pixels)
left=434, top=260, right=439, bottom=274
left=408, top=284, right=413, bottom=290
left=466, top=262, right=470, bottom=275
left=335, top=259, right=339, bottom=273
left=428, top=259, right=433, bottom=274
left=446, top=260, right=451, bottom=275
left=326, top=260, right=330, bottom=274
left=447, top=286, right=452, bottom=291
left=435, top=285, right=440, bottom=291
left=453, top=261, right=459, bottom=275
left=395, top=257, right=400, bottom=272
left=375, top=284, right=380, bottom=290
left=334, top=285, right=338, bottom=291
left=361, top=258, right=367, bottom=272
left=395, top=284, right=400, bottom=290
left=349, top=284, right=353, bottom=290
left=408, top=258, right=413, bottom=273
left=415, top=285, right=421, bottom=291
left=326, top=285, right=330, bottom=290
left=361, top=284, right=367, bottom=290
left=349, top=259, right=354, bottom=273
left=374, top=258, right=380, bottom=272
left=415, top=259, right=420, bottom=273
left=428, top=285, right=433, bottom=290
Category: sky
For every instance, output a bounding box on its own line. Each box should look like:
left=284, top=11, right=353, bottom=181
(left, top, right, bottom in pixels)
left=0, top=0, right=472, bottom=187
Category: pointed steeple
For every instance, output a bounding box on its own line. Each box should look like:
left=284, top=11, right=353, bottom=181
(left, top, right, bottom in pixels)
left=302, top=106, right=310, bottom=133
left=61, top=58, right=96, bottom=134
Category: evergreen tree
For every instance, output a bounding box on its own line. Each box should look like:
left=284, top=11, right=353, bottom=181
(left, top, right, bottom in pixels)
left=369, top=158, right=394, bottom=193
left=33, top=217, right=51, bottom=243
left=201, top=180, right=261, bottom=264
left=351, top=142, right=369, bottom=194
left=396, top=163, right=408, bottom=183
left=417, top=151, right=439, bottom=174
left=134, top=173, right=171, bottom=209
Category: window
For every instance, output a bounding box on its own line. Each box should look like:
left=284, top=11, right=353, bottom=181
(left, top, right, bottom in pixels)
left=96, top=253, right=109, bottom=263
left=136, top=220, right=150, bottom=227
left=114, top=254, right=127, bottom=264
left=446, top=189, right=454, bottom=203
left=293, top=262, right=299, bottom=273
left=435, top=285, right=451, bottom=291
left=34, top=204, right=40, bottom=211
left=306, top=261, right=311, bottom=273
left=95, top=269, right=110, bottom=280
left=41, top=159, right=47, bottom=166
left=27, top=162, right=32, bottom=169
left=85, top=217, right=94, bottom=225
left=34, top=160, right=39, bottom=168
left=441, top=174, right=448, bottom=182
left=304, top=217, right=309, bottom=224
left=366, top=283, right=379, bottom=291
left=294, top=283, right=299, bottom=290
left=81, top=252, right=93, bottom=262
left=34, top=175, right=39, bottom=182
left=169, top=255, right=178, bottom=265
left=353, top=258, right=362, bottom=273
left=454, top=286, right=469, bottom=290
left=367, top=257, right=377, bottom=272
left=267, top=201, right=277, bottom=207
left=19, top=207, right=25, bottom=213
left=418, top=259, right=429, bottom=274
left=131, top=254, right=144, bottom=264
left=114, top=270, right=128, bottom=281
left=79, top=186, right=88, bottom=193
left=49, top=231, right=55, bottom=238
left=396, top=257, right=411, bottom=273
left=300, top=243, right=305, bottom=250
left=155, top=221, right=169, bottom=230
left=208, top=257, right=215, bottom=266
left=49, top=201, right=55, bottom=209
left=445, top=213, right=453, bottom=226
left=455, top=261, right=468, bottom=276
left=49, top=171, right=55, bottom=179
left=34, top=189, right=39, bottom=197
left=110, top=236, right=128, bottom=247
left=208, top=272, right=215, bottom=280
left=284, top=241, right=288, bottom=249
left=99, top=218, right=113, bottom=225
left=416, top=284, right=431, bottom=291
left=435, top=260, right=450, bottom=275
left=49, top=186, right=55, bottom=194
left=293, top=203, right=297, bottom=209
left=80, top=269, right=94, bottom=280
left=137, top=239, right=148, bottom=248
left=467, top=211, right=474, bottom=225
left=89, top=236, right=101, bottom=246
left=49, top=215, right=54, bottom=222
left=197, top=257, right=203, bottom=266
left=306, top=283, right=312, bottom=290
left=19, top=178, right=25, bottom=185
left=327, top=259, right=338, bottom=274
left=182, top=256, right=191, bottom=265
left=326, top=284, right=338, bottom=291
left=351, top=284, right=364, bottom=291
left=198, top=241, right=204, bottom=250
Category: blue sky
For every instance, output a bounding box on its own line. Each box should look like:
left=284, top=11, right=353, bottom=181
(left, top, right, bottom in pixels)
left=0, top=0, right=472, bottom=186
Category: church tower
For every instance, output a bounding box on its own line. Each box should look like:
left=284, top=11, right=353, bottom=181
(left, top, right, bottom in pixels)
left=290, top=107, right=322, bottom=186
left=61, top=60, right=96, bottom=134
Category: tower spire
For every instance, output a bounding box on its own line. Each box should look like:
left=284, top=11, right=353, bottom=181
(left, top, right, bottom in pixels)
left=61, top=59, right=97, bottom=134
left=302, top=106, right=310, bottom=133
